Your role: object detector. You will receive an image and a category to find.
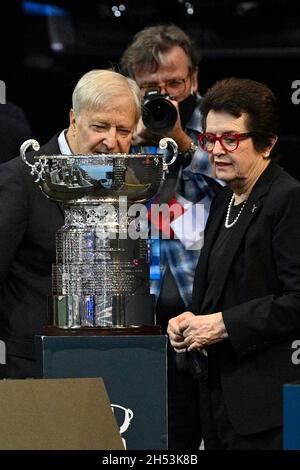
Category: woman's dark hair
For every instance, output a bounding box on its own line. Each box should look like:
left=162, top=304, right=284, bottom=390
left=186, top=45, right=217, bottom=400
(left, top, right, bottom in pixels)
left=201, top=77, right=279, bottom=154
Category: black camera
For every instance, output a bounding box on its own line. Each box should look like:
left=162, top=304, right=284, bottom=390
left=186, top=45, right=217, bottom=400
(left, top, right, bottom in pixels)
left=142, top=89, right=178, bottom=133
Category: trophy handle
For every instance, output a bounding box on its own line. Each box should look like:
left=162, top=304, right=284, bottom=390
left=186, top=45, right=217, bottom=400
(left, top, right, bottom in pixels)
left=20, top=139, right=47, bottom=182
left=158, top=137, right=178, bottom=170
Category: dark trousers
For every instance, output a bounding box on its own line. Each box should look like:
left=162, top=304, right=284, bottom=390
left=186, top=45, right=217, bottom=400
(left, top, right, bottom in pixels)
left=199, top=378, right=282, bottom=450
left=167, top=344, right=202, bottom=450
left=156, top=267, right=202, bottom=450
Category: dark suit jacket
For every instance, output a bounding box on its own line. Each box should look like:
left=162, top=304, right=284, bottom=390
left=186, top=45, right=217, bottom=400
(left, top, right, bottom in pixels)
left=0, top=103, right=33, bottom=164
left=0, top=135, right=64, bottom=377
left=192, top=162, right=300, bottom=435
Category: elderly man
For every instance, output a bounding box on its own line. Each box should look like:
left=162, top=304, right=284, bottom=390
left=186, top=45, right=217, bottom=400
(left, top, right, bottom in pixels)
left=0, top=69, right=141, bottom=379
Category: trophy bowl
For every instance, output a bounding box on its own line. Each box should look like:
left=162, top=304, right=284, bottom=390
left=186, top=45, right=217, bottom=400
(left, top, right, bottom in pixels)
left=20, top=138, right=177, bottom=204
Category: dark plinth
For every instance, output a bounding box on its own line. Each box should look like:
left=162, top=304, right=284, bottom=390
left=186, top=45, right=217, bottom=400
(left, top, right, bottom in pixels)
left=36, top=333, right=167, bottom=450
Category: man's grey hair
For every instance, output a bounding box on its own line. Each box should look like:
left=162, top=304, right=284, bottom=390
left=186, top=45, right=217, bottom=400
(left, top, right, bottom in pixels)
left=72, top=69, right=141, bottom=124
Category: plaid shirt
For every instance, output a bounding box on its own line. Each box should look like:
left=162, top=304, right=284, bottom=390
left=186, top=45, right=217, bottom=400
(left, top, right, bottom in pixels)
left=133, top=96, right=218, bottom=308
left=150, top=169, right=216, bottom=307
left=184, top=97, right=211, bottom=178
left=149, top=98, right=218, bottom=307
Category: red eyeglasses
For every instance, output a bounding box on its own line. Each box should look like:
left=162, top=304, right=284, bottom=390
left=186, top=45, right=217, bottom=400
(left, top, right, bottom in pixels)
left=198, top=132, right=254, bottom=152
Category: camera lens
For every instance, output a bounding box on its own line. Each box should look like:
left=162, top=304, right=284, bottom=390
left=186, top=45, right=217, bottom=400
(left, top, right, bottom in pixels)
left=142, top=91, right=178, bottom=133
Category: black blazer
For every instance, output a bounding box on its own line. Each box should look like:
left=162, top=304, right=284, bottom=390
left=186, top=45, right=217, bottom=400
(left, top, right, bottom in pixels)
left=192, top=162, right=300, bottom=435
left=0, top=135, right=64, bottom=375
left=0, top=103, right=33, bottom=164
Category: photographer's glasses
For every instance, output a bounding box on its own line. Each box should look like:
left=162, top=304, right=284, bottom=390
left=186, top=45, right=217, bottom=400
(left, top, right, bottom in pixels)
left=140, top=74, right=190, bottom=97
left=198, top=132, right=254, bottom=152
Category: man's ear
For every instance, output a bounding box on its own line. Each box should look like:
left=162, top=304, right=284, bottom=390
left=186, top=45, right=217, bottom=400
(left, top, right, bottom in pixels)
left=190, top=69, right=198, bottom=94
left=69, top=109, right=76, bottom=130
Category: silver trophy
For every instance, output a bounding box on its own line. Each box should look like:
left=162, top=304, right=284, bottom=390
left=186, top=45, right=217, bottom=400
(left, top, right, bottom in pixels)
left=21, top=138, right=178, bottom=329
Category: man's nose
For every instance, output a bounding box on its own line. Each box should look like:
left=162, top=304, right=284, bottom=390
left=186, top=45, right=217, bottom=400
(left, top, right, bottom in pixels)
left=159, top=84, right=168, bottom=95
left=103, top=127, right=118, bottom=151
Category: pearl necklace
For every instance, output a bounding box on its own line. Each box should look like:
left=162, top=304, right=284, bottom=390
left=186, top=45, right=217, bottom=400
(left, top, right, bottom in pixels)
left=224, top=194, right=247, bottom=228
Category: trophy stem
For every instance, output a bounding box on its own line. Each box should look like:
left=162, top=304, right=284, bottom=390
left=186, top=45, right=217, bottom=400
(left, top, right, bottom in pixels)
left=50, top=203, right=155, bottom=328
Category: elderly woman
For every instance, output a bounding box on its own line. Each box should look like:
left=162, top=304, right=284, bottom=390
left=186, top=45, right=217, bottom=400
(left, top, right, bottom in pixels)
left=167, top=77, right=300, bottom=450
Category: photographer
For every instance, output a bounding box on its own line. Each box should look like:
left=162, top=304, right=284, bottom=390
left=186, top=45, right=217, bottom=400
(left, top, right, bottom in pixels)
left=121, top=24, right=220, bottom=450
left=121, top=24, right=212, bottom=176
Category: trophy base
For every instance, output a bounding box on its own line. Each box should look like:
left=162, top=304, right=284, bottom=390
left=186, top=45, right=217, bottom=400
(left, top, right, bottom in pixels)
left=42, top=325, right=161, bottom=336
left=49, top=293, right=156, bottom=328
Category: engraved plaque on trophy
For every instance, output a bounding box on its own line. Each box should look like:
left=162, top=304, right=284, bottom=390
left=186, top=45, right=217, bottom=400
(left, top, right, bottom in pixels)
left=20, top=138, right=177, bottom=330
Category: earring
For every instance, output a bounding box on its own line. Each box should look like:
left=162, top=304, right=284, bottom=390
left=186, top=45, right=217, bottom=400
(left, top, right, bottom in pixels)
left=263, top=152, right=269, bottom=159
